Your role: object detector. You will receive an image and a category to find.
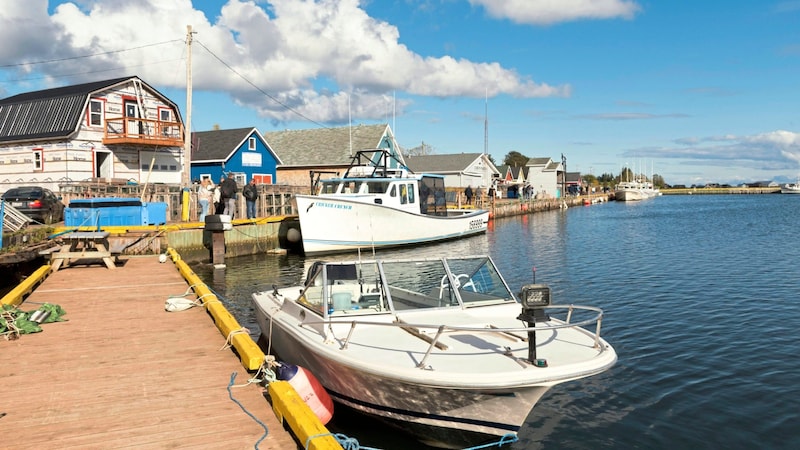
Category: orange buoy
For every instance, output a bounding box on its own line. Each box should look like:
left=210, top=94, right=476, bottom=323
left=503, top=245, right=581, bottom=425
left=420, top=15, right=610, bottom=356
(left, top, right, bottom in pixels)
left=276, top=362, right=334, bottom=424
left=583, top=199, right=590, bottom=206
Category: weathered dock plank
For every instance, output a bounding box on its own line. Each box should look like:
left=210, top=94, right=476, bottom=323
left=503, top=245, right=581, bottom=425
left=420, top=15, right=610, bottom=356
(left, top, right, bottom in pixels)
left=1, top=255, right=298, bottom=450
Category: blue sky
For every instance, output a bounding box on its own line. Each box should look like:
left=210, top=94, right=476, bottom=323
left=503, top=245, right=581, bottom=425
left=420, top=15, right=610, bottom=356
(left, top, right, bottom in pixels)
left=2, top=0, right=800, bottom=186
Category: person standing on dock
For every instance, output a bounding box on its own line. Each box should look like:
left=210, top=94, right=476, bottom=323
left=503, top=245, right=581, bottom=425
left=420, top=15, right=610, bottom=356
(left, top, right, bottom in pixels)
left=243, top=178, right=258, bottom=219
left=464, top=185, right=473, bottom=205
left=220, top=173, right=238, bottom=218
left=197, top=178, right=214, bottom=222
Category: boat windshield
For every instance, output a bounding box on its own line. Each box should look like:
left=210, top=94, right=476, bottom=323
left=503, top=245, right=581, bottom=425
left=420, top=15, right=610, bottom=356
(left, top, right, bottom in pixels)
left=380, top=256, right=516, bottom=311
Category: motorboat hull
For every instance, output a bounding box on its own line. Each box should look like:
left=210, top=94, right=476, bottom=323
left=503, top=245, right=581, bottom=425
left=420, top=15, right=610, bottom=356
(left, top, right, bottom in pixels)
left=252, top=301, right=562, bottom=448
left=296, top=194, right=489, bottom=254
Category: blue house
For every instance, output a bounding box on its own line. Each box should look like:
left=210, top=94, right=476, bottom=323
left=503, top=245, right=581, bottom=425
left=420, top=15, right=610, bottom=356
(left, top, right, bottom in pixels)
left=190, top=127, right=280, bottom=186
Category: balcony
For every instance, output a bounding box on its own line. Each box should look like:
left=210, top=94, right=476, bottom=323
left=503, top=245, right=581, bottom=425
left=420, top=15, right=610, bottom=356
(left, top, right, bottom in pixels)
left=103, top=117, right=184, bottom=147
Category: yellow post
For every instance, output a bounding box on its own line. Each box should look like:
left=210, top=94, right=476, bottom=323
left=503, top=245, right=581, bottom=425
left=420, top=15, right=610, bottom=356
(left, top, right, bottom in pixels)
left=181, top=188, right=190, bottom=221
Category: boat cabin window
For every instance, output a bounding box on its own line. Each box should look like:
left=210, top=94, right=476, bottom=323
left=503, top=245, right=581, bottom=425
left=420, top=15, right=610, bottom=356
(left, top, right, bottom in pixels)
left=444, top=257, right=516, bottom=304
left=380, top=259, right=460, bottom=310
left=319, top=181, right=339, bottom=194
left=324, top=262, right=389, bottom=315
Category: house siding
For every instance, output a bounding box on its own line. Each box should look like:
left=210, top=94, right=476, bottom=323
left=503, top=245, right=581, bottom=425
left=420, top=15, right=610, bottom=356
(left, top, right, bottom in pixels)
left=190, top=129, right=279, bottom=185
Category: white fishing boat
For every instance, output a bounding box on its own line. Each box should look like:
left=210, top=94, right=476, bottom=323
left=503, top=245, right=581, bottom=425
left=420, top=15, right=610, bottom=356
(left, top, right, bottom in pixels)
left=781, top=177, right=800, bottom=194
left=295, top=149, right=489, bottom=254
left=252, top=255, right=616, bottom=448
left=614, top=179, right=660, bottom=202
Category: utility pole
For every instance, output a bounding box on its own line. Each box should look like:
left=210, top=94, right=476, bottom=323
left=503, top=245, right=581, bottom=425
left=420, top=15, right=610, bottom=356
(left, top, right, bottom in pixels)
left=180, top=25, right=195, bottom=222
left=182, top=25, right=194, bottom=188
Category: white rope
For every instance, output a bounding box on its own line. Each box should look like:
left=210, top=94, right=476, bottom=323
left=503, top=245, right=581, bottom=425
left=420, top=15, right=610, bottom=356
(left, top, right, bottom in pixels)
left=220, top=327, right=250, bottom=351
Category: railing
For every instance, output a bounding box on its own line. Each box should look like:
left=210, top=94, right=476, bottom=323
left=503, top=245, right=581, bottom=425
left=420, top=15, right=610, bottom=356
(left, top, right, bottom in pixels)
left=303, top=304, right=606, bottom=369
left=1, top=201, right=31, bottom=232
left=103, top=117, right=184, bottom=147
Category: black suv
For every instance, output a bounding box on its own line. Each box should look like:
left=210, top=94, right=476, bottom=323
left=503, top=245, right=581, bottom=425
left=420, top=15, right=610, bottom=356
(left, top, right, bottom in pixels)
left=2, top=186, right=65, bottom=224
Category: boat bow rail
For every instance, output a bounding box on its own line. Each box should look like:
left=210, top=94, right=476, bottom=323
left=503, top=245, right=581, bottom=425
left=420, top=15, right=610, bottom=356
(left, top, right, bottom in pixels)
left=299, top=303, right=606, bottom=370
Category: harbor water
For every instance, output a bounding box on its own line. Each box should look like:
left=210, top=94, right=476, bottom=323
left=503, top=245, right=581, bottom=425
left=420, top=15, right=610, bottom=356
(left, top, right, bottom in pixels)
left=190, top=194, right=800, bottom=449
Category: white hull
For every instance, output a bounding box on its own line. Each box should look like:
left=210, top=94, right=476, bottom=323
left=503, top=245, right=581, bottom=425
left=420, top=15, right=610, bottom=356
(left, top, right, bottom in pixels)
left=296, top=195, right=489, bottom=254
left=252, top=256, right=616, bottom=447
left=781, top=183, right=800, bottom=194
left=614, top=183, right=660, bottom=202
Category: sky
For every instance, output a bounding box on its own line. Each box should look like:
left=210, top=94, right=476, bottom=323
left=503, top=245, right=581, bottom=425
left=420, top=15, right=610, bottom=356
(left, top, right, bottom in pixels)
left=1, top=0, right=800, bottom=186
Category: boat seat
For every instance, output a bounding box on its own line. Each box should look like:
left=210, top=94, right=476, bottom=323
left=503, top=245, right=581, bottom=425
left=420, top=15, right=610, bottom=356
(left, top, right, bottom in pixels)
left=331, top=292, right=354, bottom=310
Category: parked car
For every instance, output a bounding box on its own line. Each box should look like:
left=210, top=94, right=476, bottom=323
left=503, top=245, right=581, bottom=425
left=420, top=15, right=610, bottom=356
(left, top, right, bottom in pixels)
left=1, top=186, right=65, bottom=224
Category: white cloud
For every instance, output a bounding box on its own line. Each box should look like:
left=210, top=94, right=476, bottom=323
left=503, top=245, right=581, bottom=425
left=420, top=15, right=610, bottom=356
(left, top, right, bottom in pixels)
left=469, top=0, right=641, bottom=25
left=627, top=130, right=800, bottom=169
left=1, top=0, right=571, bottom=124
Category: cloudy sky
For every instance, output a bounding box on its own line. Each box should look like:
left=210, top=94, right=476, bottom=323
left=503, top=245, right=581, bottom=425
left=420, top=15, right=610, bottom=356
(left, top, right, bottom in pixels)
left=2, top=0, right=800, bottom=186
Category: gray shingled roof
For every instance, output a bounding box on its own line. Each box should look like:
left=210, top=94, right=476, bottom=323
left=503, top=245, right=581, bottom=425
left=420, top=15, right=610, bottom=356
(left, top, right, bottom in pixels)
left=404, top=153, right=484, bottom=173
left=526, top=157, right=552, bottom=166
left=0, top=76, right=177, bottom=144
left=192, top=127, right=262, bottom=162
left=263, top=123, right=390, bottom=167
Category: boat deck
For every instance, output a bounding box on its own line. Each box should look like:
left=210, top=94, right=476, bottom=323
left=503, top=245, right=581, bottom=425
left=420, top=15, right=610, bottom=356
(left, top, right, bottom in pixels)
left=1, top=256, right=297, bottom=449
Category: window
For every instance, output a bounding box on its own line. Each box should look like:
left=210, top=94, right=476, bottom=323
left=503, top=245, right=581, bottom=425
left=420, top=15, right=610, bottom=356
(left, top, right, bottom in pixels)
left=248, top=137, right=256, bottom=150
left=89, top=100, right=104, bottom=126
left=33, top=149, right=43, bottom=171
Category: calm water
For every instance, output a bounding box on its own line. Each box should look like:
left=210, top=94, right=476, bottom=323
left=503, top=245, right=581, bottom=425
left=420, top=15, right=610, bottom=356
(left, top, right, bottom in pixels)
left=191, top=194, right=800, bottom=450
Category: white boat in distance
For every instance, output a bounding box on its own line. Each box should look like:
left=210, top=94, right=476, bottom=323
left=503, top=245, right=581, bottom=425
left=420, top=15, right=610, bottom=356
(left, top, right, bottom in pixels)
left=614, top=179, right=660, bottom=202
left=781, top=177, right=800, bottom=194
left=252, top=255, right=616, bottom=448
left=295, top=149, right=489, bottom=254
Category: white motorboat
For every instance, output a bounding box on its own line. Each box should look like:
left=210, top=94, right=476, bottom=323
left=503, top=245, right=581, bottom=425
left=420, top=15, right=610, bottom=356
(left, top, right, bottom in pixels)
left=614, top=180, right=660, bottom=202
left=295, top=149, right=489, bottom=254
left=781, top=178, right=800, bottom=194
left=252, top=255, right=617, bottom=448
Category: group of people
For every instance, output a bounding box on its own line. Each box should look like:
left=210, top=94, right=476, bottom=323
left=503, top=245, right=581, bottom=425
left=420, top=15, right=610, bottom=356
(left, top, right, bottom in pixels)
left=196, top=173, right=260, bottom=222
left=463, top=185, right=484, bottom=205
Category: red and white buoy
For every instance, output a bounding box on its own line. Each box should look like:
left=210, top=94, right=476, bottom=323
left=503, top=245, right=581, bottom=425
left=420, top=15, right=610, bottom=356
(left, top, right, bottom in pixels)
left=275, top=362, right=334, bottom=424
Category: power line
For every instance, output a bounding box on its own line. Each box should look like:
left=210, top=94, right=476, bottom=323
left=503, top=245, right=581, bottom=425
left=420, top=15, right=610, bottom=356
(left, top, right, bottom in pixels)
left=0, top=39, right=183, bottom=68
left=0, top=58, right=185, bottom=85
left=194, top=39, right=330, bottom=129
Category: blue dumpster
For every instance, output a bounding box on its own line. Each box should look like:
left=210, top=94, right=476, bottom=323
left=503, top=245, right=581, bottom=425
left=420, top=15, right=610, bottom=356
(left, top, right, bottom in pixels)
left=65, top=198, right=167, bottom=227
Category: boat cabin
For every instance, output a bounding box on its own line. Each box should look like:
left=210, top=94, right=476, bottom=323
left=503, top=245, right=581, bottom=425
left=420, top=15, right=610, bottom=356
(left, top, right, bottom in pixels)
left=317, top=171, right=448, bottom=217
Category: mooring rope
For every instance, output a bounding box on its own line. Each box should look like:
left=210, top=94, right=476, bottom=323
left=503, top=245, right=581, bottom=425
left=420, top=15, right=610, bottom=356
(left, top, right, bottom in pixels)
left=227, top=372, right=269, bottom=450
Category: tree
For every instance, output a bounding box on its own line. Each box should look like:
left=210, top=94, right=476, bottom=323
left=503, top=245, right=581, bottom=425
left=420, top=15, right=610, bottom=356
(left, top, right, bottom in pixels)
left=502, top=151, right=528, bottom=167
left=404, top=141, right=435, bottom=156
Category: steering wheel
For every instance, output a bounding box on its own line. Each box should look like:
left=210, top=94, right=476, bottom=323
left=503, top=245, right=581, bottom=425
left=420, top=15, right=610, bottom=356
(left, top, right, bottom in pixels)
left=439, top=273, right=476, bottom=299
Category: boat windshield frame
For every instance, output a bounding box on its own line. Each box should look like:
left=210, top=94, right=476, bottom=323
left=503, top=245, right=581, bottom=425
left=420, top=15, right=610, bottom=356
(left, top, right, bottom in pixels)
left=296, top=256, right=519, bottom=318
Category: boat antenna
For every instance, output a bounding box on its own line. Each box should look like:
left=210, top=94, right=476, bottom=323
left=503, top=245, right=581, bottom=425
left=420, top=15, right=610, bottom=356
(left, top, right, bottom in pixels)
left=484, top=88, right=488, bottom=156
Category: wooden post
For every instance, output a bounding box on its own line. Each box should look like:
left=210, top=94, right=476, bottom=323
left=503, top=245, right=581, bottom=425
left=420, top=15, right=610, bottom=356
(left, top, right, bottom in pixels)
left=211, top=231, right=225, bottom=266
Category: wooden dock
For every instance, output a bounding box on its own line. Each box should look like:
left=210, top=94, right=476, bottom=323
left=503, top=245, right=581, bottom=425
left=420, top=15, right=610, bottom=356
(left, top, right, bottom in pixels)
left=1, top=255, right=298, bottom=449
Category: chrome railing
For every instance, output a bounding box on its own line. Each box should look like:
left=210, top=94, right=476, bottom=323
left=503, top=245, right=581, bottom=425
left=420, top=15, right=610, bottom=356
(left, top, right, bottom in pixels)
left=301, top=304, right=605, bottom=369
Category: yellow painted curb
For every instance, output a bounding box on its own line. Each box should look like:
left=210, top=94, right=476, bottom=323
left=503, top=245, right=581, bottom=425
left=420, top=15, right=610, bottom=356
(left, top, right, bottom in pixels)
left=166, top=247, right=264, bottom=370
left=1, top=265, right=51, bottom=307
left=269, top=381, right=342, bottom=450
